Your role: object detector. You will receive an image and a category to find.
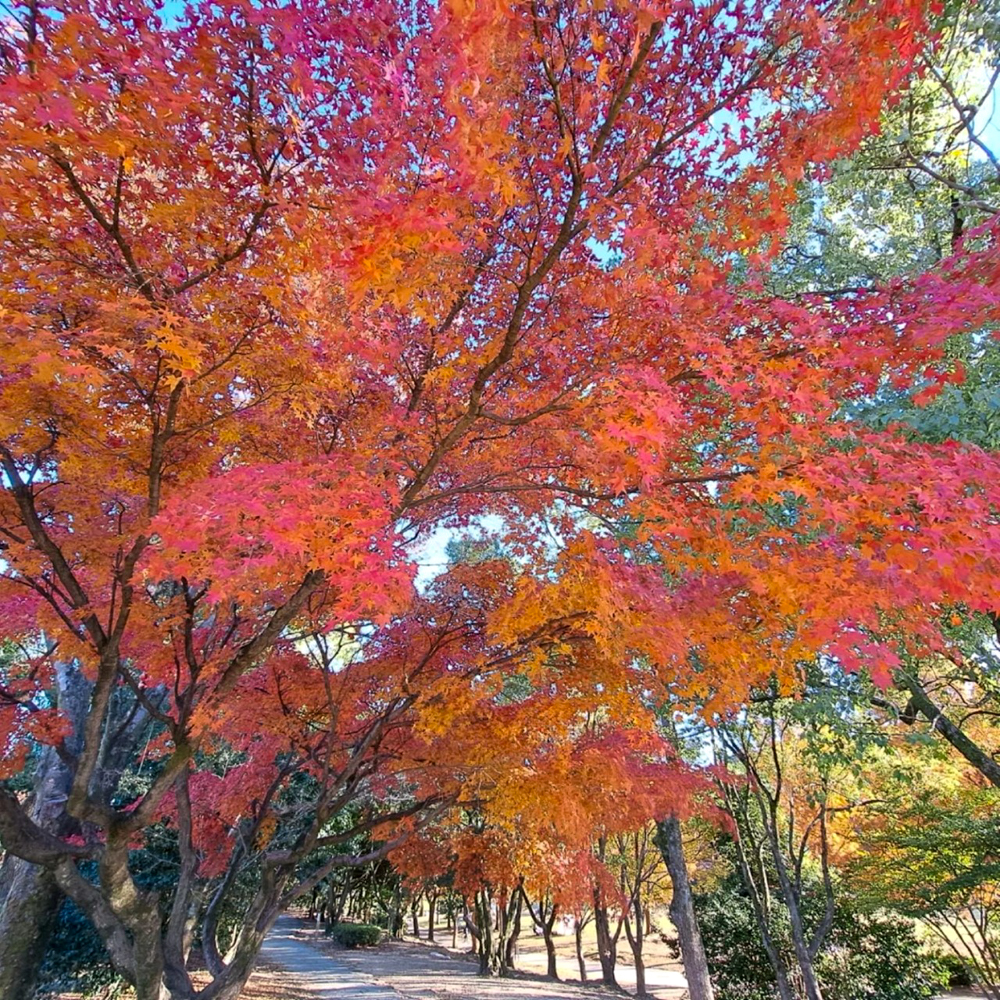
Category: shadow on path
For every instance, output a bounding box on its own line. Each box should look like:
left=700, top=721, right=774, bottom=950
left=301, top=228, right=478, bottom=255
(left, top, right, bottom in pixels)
left=268, top=915, right=686, bottom=1000
left=261, top=915, right=402, bottom=1000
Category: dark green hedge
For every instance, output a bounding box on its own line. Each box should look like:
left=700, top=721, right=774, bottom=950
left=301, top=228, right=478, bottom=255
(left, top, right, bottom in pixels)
left=329, top=922, right=382, bottom=948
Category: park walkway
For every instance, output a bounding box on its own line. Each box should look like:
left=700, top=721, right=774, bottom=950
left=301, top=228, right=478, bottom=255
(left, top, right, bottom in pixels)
left=260, top=915, right=979, bottom=1000
left=261, top=915, right=685, bottom=1000
left=261, top=915, right=401, bottom=1000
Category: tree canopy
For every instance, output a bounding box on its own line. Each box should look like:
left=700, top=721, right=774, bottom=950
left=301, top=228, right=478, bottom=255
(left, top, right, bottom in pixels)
left=0, top=1, right=999, bottom=999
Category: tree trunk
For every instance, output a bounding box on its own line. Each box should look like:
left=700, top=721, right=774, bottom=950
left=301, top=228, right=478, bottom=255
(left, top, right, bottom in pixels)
left=657, top=817, right=715, bottom=1000
left=335, top=876, right=351, bottom=925
left=504, top=889, right=522, bottom=971
left=463, top=897, right=478, bottom=952
left=543, top=922, right=559, bottom=979
left=575, top=918, right=588, bottom=981
left=764, top=825, right=824, bottom=1000
left=520, top=886, right=559, bottom=980
left=730, top=824, right=797, bottom=1000
left=476, top=891, right=492, bottom=976
left=0, top=661, right=90, bottom=1000
left=0, top=852, right=63, bottom=1000
left=630, top=933, right=646, bottom=997
left=428, top=892, right=437, bottom=942
left=898, top=675, right=1000, bottom=789
left=326, top=874, right=348, bottom=927
left=624, top=895, right=646, bottom=996
left=389, top=881, right=402, bottom=939
left=593, top=896, right=618, bottom=988
left=132, top=909, right=171, bottom=1000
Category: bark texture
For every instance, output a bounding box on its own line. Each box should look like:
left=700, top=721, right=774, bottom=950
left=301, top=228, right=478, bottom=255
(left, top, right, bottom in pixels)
left=899, top=674, right=1000, bottom=788
left=0, top=662, right=89, bottom=1000
left=656, top=816, right=716, bottom=1000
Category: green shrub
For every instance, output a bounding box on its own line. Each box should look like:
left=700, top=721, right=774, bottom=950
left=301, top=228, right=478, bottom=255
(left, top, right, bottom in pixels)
left=816, top=911, right=949, bottom=1000
left=695, top=878, right=949, bottom=1000
left=931, top=952, right=974, bottom=988
left=329, top=922, right=382, bottom=948
left=35, top=897, right=127, bottom=998
left=696, top=886, right=780, bottom=1000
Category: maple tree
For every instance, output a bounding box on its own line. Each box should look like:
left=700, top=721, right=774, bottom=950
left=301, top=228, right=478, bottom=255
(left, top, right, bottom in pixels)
left=1, top=0, right=999, bottom=997
left=390, top=830, right=453, bottom=940
left=391, top=718, right=698, bottom=978
left=761, top=0, right=1000, bottom=790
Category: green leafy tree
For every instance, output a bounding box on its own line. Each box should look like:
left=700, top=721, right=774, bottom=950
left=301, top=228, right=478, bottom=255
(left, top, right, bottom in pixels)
left=850, top=789, right=1000, bottom=999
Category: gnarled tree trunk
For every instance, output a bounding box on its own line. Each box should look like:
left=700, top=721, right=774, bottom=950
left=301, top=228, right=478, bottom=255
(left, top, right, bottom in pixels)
left=0, top=661, right=90, bottom=1000
left=0, top=794, right=65, bottom=1000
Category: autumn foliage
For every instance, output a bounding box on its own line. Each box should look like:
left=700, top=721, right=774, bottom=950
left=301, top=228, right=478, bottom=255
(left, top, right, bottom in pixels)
left=0, top=0, right=999, bottom=997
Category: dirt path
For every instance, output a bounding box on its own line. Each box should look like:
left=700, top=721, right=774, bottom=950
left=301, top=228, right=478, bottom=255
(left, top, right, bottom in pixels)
left=271, top=916, right=688, bottom=1000
left=259, top=915, right=980, bottom=1000
left=262, top=916, right=402, bottom=999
